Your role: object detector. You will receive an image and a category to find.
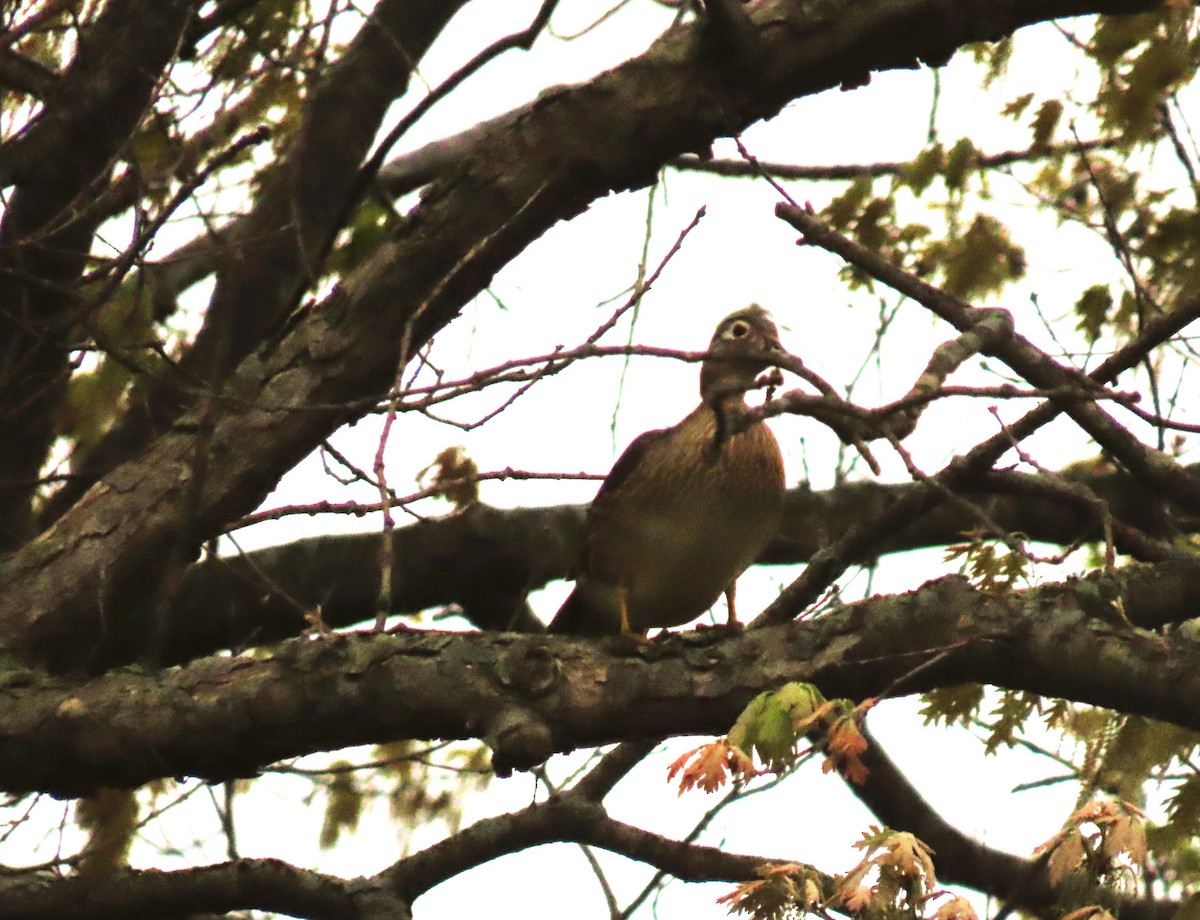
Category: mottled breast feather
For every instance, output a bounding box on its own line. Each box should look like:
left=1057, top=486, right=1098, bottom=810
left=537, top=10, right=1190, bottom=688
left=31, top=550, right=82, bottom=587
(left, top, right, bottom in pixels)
left=552, top=404, right=783, bottom=634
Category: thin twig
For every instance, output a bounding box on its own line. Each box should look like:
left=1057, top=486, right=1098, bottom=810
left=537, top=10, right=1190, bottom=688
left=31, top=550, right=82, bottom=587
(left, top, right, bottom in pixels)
left=670, top=136, right=1126, bottom=182
left=227, top=468, right=605, bottom=532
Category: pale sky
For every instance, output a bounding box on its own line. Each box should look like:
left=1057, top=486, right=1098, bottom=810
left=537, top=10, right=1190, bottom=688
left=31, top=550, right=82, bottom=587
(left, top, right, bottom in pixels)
left=233, top=5, right=1116, bottom=916
left=5, top=2, right=1187, bottom=917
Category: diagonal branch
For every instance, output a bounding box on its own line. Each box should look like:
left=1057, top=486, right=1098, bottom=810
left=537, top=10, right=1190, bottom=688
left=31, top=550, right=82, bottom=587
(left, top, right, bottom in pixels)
left=39, top=0, right=470, bottom=527
left=0, top=0, right=199, bottom=550
left=0, top=0, right=1171, bottom=665
left=382, top=792, right=818, bottom=903
left=775, top=203, right=1200, bottom=514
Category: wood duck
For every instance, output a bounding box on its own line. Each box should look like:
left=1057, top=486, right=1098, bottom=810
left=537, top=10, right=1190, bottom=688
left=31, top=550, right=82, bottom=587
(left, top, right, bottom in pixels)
left=549, top=305, right=786, bottom=635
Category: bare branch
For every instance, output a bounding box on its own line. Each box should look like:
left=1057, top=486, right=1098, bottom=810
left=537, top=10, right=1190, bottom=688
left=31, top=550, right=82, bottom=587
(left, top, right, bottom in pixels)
left=776, top=203, right=1200, bottom=515
left=669, top=135, right=1130, bottom=181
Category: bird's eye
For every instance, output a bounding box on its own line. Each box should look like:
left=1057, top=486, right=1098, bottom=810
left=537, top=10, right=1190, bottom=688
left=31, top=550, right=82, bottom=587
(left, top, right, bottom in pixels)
left=727, top=320, right=750, bottom=339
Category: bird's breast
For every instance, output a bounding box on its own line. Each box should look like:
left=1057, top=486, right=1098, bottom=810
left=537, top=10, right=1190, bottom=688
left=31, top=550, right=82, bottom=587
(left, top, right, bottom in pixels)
left=586, top=407, right=784, bottom=630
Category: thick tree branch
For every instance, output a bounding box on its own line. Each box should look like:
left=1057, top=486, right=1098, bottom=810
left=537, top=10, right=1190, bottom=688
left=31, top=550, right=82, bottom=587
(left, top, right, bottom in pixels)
left=382, top=792, right=818, bottom=903
left=0, top=47, right=57, bottom=98
left=38, top=0, right=469, bottom=527
left=0, top=0, right=198, bottom=549
left=0, top=0, right=194, bottom=186
left=5, top=559, right=1200, bottom=797
left=139, top=460, right=1183, bottom=670
left=129, top=106, right=518, bottom=314
left=0, top=740, right=1179, bottom=920
left=0, top=0, right=1170, bottom=666
left=0, top=857, right=383, bottom=920
left=572, top=741, right=659, bottom=801
left=0, top=796, right=812, bottom=919
left=129, top=128, right=1128, bottom=317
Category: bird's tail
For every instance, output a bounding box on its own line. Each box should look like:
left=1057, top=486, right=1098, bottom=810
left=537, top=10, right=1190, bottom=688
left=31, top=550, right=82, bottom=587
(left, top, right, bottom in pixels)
left=547, top=589, right=606, bottom=635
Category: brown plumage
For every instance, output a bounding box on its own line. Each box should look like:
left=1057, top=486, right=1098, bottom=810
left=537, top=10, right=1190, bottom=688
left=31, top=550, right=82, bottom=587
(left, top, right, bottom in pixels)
left=549, top=306, right=786, bottom=635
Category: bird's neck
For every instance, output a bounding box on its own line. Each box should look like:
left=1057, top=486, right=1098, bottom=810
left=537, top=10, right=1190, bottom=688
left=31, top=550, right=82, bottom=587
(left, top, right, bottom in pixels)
left=703, top=392, right=755, bottom=456
left=700, top=380, right=751, bottom=410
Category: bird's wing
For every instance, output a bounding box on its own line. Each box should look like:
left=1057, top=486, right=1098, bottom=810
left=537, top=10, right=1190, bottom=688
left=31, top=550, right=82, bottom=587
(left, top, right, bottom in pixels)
left=593, top=425, right=674, bottom=502
left=552, top=424, right=679, bottom=635
left=567, top=422, right=675, bottom=578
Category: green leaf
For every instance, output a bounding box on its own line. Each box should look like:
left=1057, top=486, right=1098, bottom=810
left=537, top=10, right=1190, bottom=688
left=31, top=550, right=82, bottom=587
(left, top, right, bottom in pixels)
left=899, top=144, right=945, bottom=195
left=1075, top=284, right=1113, bottom=342
left=1002, top=92, right=1034, bottom=119
left=319, top=766, right=363, bottom=850
left=964, top=35, right=1013, bottom=88
left=729, top=683, right=826, bottom=771
left=943, top=138, right=979, bottom=191
left=1091, top=13, right=1159, bottom=68
left=919, top=684, right=985, bottom=727
left=823, top=175, right=873, bottom=230
left=75, top=789, right=139, bottom=876
left=1158, top=775, right=1200, bottom=851
left=1030, top=99, right=1063, bottom=150
left=939, top=214, right=1026, bottom=301
left=324, top=198, right=394, bottom=277
left=1097, top=717, right=1200, bottom=802
left=855, top=196, right=894, bottom=251
left=984, top=691, right=1041, bottom=753
left=1098, top=34, right=1191, bottom=140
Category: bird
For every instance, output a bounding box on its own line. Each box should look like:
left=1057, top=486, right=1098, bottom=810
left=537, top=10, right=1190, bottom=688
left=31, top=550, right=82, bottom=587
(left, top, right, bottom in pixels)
left=549, top=305, right=786, bottom=636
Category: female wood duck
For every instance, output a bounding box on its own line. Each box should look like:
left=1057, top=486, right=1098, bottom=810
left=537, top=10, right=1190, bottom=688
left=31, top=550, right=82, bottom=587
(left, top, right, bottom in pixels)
left=549, top=306, right=786, bottom=635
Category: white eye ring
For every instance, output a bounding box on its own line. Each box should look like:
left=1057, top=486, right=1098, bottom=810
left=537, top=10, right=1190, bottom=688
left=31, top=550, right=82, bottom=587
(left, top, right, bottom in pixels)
left=727, top=320, right=751, bottom=339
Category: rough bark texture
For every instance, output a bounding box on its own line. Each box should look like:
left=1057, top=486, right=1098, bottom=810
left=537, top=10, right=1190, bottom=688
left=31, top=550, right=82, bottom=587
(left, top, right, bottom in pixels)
left=6, top=559, right=1200, bottom=798
left=0, top=1, right=1189, bottom=918
left=0, top=0, right=1170, bottom=668
left=0, top=0, right=199, bottom=549
left=35, top=0, right=470, bottom=526
left=149, top=461, right=1178, bottom=668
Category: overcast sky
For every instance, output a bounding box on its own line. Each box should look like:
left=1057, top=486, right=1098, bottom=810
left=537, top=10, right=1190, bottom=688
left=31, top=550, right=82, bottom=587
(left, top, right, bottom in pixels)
left=5, top=2, right=1184, bottom=916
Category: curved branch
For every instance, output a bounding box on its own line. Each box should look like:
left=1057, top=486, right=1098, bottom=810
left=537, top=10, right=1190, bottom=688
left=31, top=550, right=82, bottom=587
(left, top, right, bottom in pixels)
left=775, top=204, right=1200, bottom=514
left=842, top=725, right=1175, bottom=920
left=757, top=267, right=1200, bottom=627
left=0, top=858, right=371, bottom=920
left=0, top=0, right=1170, bottom=660
left=573, top=741, right=659, bottom=801
left=39, top=0, right=470, bottom=527
left=383, top=794, right=812, bottom=903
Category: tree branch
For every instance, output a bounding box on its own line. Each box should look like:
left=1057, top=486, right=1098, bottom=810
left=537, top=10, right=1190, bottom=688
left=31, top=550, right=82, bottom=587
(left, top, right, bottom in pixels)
left=0, top=0, right=198, bottom=549
left=0, top=857, right=377, bottom=920
left=83, top=457, right=1193, bottom=668
left=37, top=0, right=470, bottom=527
left=383, top=793, right=817, bottom=903
left=6, top=559, right=1200, bottom=796
left=0, top=0, right=1171, bottom=666
left=846, top=724, right=1177, bottom=920
left=776, top=204, right=1200, bottom=513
